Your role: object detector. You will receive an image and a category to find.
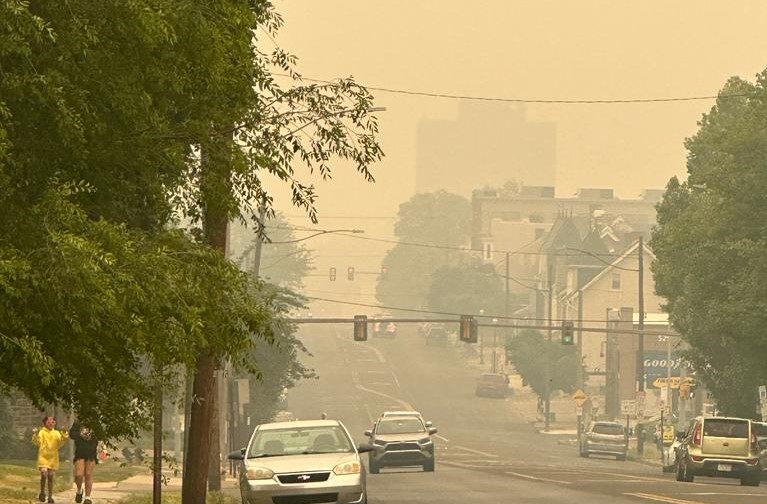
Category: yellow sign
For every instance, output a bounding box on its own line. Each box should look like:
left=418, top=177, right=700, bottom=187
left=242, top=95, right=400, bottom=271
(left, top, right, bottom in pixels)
left=662, top=425, right=676, bottom=446
left=572, top=389, right=588, bottom=407
left=653, top=377, right=681, bottom=389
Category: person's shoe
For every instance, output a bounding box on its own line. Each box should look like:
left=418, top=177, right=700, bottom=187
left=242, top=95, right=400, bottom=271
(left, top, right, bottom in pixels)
left=47, top=497, right=55, bottom=504
left=75, top=490, right=83, bottom=503
left=83, top=498, right=92, bottom=504
left=38, top=492, right=46, bottom=502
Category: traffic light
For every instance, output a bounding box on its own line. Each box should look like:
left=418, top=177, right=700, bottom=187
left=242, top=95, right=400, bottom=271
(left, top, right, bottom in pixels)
left=561, top=321, right=574, bottom=345
left=347, top=266, right=355, bottom=281
left=380, top=266, right=388, bottom=280
left=353, top=315, right=367, bottom=341
left=459, top=315, right=478, bottom=343
left=329, top=267, right=336, bottom=281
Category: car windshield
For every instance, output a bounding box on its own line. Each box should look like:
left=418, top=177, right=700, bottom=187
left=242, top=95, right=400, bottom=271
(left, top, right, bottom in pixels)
left=376, top=418, right=426, bottom=434
left=592, top=424, right=625, bottom=435
left=247, top=426, right=354, bottom=457
left=480, top=374, right=506, bottom=383
left=703, top=419, right=749, bottom=438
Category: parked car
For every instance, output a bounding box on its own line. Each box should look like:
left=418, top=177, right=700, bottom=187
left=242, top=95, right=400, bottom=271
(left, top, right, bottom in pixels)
left=675, top=416, right=761, bottom=486
left=372, top=315, right=397, bottom=338
left=365, top=415, right=437, bottom=473
left=579, top=421, right=628, bottom=460
left=474, top=372, right=509, bottom=398
left=229, top=419, right=374, bottom=504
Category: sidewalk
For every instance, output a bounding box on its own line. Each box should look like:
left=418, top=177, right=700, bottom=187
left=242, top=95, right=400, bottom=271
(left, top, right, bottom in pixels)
left=52, top=474, right=238, bottom=504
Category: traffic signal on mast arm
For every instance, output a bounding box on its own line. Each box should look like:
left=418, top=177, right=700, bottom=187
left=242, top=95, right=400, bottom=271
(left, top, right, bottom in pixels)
left=561, top=321, right=575, bottom=345
left=459, top=315, right=478, bottom=343
left=329, top=267, right=337, bottom=281
left=347, top=266, right=355, bottom=281
left=353, top=315, right=368, bottom=341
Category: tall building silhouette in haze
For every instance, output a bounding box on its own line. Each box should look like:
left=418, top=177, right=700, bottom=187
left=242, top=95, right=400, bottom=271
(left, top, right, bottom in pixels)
left=415, top=102, right=556, bottom=195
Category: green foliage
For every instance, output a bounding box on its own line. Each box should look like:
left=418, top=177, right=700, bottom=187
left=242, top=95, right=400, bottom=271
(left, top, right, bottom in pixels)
left=427, top=260, right=505, bottom=315
left=377, top=191, right=470, bottom=310
left=651, top=71, right=767, bottom=417
left=506, top=329, right=581, bottom=397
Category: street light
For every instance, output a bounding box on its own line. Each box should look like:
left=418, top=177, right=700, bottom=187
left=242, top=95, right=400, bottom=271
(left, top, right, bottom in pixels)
left=479, top=309, right=485, bottom=364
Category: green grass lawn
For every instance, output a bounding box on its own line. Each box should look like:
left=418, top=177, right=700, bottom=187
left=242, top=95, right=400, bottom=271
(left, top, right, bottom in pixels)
left=0, top=459, right=150, bottom=504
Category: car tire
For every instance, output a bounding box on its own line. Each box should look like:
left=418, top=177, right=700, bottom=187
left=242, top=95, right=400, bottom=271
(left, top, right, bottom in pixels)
left=423, top=459, right=435, bottom=472
left=741, top=474, right=760, bottom=487
left=677, top=459, right=694, bottom=482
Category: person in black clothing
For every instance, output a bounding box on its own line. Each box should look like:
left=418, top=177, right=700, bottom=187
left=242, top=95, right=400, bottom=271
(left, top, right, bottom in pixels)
left=69, top=423, right=98, bottom=504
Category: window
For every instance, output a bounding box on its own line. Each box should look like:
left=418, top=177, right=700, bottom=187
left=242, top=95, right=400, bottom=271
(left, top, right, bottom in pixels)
left=611, top=272, right=621, bottom=290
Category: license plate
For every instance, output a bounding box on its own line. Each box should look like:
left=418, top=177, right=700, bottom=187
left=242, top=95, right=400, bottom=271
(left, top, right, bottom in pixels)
left=717, top=464, right=732, bottom=472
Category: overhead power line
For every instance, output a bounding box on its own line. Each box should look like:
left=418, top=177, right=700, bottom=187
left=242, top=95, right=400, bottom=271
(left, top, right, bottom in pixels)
left=275, top=74, right=748, bottom=105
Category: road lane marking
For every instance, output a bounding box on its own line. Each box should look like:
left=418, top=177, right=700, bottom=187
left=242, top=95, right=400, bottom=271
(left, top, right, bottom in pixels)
left=625, top=493, right=707, bottom=504
left=434, top=434, right=450, bottom=442
left=352, top=382, right=413, bottom=410
left=506, top=471, right=572, bottom=485
left=454, top=445, right=498, bottom=458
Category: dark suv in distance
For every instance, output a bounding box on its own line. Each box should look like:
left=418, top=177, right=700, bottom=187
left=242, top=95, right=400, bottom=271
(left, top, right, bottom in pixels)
left=475, top=372, right=509, bottom=398
left=675, top=416, right=762, bottom=486
left=364, top=415, right=437, bottom=473
left=579, top=421, right=628, bottom=460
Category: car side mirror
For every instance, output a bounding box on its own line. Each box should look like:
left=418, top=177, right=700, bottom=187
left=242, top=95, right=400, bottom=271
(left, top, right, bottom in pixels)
left=228, top=448, right=245, bottom=460
left=428, top=427, right=438, bottom=436
left=676, top=432, right=686, bottom=441
left=364, top=430, right=372, bottom=437
left=425, top=421, right=433, bottom=428
left=357, top=443, right=374, bottom=453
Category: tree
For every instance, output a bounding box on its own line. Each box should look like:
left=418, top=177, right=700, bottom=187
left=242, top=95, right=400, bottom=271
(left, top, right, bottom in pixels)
left=506, top=329, right=581, bottom=398
left=427, top=260, right=505, bottom=315
left=651, top=71, right=767, bottom=417
left=234, top=212, right=314, bottom=289
left=377, top=191, right=470, bottom=310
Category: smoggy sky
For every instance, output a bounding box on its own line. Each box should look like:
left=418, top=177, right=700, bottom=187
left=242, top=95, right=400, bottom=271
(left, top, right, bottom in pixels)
left=265, top=0, right=767, bottom=221
left=253, top=1, right=767, bottom=312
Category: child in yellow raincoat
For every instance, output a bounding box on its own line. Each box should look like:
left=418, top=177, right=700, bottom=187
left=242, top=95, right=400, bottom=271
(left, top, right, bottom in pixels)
left=32, top=416, right=70, bottom=503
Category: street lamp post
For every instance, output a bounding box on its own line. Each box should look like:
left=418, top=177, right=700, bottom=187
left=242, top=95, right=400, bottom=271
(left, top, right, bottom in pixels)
left=492, top=318, right=499, bottom=372
left=479, top=309, right=485, bottom=364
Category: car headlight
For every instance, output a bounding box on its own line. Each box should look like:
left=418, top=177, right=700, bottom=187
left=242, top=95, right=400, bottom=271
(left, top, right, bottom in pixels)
left=418, top=437, right=432, bottom=445
left=333, top=461, right=361, bottom=475
left=246, top=466, right=274, bottom=480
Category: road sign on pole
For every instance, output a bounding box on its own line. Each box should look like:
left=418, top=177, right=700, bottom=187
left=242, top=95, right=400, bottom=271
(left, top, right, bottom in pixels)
left=572, top=389, right=588, bottom=407
left=621, top=399, right=637, bottom=417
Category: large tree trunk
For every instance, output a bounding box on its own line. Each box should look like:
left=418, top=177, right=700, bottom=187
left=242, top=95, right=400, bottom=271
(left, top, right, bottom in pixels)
left=181, top=138, right=232, bottom=504
left=181, top=348, right=219, bottom=504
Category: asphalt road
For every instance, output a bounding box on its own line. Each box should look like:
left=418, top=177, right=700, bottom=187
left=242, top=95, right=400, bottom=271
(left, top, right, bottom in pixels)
left=285, top=323, right=767, bottom=504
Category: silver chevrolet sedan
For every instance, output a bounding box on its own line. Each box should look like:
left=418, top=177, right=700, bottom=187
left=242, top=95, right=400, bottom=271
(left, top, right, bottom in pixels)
left=229, top=419, right=373, bottom=504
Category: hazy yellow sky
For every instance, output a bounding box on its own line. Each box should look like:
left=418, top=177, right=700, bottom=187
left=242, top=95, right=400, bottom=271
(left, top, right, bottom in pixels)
left=259, top=1, right=767, bottom=312
left=267, top=0, right=767, bottom=220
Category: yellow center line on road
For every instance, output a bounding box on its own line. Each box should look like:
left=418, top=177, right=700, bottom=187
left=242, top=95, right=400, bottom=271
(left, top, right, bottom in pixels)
left=625, top=492, right=708, bottom=504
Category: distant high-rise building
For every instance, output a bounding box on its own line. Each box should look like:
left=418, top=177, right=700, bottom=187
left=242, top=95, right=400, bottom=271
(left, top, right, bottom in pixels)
left=415, top=102, right=556, bottom=195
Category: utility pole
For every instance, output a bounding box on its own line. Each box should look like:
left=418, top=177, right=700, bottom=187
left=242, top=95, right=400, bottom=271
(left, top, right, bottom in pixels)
left=636, top=237, right=646, bottom=456
left=544, top=262, right=553, bottom=432
left=576, top=289, right=584, bottom=390
left=505, top=252, right=510, bottom=359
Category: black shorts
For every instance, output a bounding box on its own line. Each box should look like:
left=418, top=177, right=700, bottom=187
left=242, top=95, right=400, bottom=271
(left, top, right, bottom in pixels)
left=73, top=456, right=97, bottom=462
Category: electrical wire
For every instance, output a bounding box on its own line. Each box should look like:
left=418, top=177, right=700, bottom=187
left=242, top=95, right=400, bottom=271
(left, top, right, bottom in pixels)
left=304, top=295, right=633, bottom=324
left=275, top=74, right=748, bottom=105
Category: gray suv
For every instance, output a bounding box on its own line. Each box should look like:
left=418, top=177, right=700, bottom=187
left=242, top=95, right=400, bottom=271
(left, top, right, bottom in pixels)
left=579, top=421, right=628, bottom=460
left=365, top=415, right=437, bottom=473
